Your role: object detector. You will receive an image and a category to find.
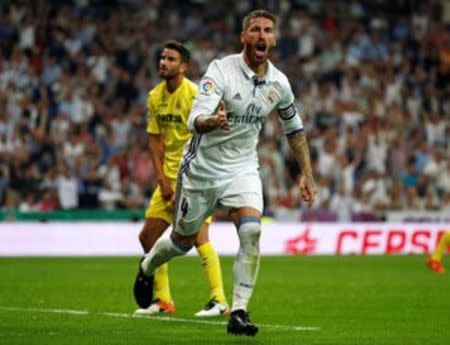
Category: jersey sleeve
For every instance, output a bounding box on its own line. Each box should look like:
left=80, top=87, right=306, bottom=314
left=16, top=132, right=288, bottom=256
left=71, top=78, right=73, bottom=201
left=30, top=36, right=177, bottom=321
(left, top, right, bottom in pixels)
left=187, top=60, right=225, bottom=133
left=276, top=77, right=304, bottom=137
left=146, top=92, right=160, bottom=134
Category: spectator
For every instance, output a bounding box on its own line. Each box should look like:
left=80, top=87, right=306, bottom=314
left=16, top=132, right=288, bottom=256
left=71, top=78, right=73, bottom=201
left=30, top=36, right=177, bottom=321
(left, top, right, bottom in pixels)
left=18, top=193, right=37, bottom=212
left=329, top=183, right=354, bottom=222
left=35, top=189, right=59, bottom=212
left=56, top=164, right=79, bottom=210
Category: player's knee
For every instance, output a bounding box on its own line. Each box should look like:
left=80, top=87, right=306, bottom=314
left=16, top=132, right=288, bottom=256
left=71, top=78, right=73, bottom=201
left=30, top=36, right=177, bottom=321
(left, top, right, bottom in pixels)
left=171, top=231, right=195, bottom=252
left=138, top=229, right=150, bottom=251
left=238, top=221, right=261, bottom=256
left=194, top=224, right=209, bottom=247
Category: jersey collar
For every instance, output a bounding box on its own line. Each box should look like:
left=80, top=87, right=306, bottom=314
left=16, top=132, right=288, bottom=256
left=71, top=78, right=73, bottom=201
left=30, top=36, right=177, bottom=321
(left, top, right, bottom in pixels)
left=239, top=53, right=274, bottom=83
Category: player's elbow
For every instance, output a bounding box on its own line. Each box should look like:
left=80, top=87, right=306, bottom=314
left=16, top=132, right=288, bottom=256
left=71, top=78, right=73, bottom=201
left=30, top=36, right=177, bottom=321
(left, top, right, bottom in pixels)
left=187, top=115, right=198, bottom=133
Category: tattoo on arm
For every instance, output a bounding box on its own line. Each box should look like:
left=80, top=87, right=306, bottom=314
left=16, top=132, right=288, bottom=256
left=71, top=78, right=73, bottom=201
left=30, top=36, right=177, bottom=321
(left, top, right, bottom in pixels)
left=287, top=132, right=313, bottom=179
left=194, top=115, right=217, bottom=133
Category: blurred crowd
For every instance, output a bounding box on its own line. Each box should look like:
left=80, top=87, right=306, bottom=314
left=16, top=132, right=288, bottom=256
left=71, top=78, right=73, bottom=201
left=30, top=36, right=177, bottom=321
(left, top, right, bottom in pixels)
left=0, top=0, right=449, bottom=221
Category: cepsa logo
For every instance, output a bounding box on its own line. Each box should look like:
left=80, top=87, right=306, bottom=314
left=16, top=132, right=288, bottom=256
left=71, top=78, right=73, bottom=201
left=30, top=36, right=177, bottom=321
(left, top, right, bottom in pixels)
left=284, top=226, right=449, bottom=255
left=336, top=228, right=448, bottom=255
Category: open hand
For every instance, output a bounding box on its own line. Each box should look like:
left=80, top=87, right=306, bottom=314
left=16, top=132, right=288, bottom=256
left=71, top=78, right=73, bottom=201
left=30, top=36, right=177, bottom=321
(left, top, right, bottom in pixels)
left=165, top=193, right=176, bottom=212
left=299, top=175, right=317, bottom=208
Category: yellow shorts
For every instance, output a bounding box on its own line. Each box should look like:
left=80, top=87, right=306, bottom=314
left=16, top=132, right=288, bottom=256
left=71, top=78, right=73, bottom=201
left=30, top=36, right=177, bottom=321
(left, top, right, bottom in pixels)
left=145, top=179, right=212, bottom=225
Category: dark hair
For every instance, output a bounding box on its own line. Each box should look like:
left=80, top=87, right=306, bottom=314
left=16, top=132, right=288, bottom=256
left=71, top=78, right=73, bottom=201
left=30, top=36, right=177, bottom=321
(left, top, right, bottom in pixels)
left=242, top=9, right=277, bottom=31
left=163, top=40, right=191, bottom=63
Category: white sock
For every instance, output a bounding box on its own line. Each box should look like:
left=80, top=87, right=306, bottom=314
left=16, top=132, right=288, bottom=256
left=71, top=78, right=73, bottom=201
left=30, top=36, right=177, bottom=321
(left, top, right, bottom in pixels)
left=141, top=235, right=191, bottom=276
left=232, top=220, right=261, bottom=311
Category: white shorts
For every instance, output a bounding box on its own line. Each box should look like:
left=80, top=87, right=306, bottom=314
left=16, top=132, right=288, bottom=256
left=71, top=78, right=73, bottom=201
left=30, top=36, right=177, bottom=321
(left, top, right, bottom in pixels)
left=173, top=171, right=263, bottom=236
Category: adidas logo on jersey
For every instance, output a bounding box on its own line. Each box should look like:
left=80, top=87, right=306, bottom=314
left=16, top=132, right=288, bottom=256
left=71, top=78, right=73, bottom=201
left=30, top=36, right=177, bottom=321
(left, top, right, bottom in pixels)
left=232, top=92, right=242, bottom=100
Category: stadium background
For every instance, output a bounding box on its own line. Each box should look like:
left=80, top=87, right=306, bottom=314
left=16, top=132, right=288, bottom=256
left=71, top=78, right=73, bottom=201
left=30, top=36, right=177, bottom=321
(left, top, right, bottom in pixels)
left=0, top=0, right=449, bottom=224
left=1, top=1, right=450, bottom=344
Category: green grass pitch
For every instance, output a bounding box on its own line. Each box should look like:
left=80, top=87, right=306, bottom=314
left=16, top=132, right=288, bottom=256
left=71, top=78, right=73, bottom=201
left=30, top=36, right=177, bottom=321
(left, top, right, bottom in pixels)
left=0, top=256, right=449, bottom=344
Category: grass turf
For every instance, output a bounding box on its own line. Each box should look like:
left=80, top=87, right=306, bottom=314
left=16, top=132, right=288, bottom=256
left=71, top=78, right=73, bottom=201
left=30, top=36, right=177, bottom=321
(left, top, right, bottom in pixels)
left=0, top=256, right=449, bottom=344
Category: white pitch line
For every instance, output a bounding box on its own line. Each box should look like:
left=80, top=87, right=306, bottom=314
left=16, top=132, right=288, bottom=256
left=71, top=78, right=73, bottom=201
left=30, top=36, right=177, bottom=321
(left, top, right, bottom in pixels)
left=0, top=306, right=320, bottom=332
left=0, top=306, right=89, bottom=315
left=130, top=314, right=320, bottom=331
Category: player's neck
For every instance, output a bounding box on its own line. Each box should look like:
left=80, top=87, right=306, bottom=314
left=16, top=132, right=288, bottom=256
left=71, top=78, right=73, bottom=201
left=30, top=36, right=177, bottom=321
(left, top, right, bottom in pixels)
left=252, top=64, right=267, bottom=78
left=165, top=74, right=184, bottom=93
left=243, top=54, right=267, bottom=78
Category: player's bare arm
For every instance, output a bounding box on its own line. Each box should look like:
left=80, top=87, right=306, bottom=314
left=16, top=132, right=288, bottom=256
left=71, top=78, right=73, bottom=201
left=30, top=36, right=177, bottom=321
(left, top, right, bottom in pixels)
left=194, top=100, right=229, bottom=133
left=149, top=134, right=173, bottom=200
left=287, top=131, right=317, bottom=207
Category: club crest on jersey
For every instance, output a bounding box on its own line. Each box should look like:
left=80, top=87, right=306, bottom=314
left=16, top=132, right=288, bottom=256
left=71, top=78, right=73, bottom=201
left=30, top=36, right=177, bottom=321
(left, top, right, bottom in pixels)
left=268, top=90, right=278, bottom=104
left=200, top=79, right=214, bottom=95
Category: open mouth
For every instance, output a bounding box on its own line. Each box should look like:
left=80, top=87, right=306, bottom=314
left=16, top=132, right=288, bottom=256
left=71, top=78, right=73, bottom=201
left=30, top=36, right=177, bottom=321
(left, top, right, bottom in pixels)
left=255, top=42, right=267, bottom=59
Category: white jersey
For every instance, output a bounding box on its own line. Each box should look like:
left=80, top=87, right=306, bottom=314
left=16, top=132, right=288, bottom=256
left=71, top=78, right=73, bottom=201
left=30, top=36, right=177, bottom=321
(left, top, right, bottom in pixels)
left=181, top=53, right=304, bottom=188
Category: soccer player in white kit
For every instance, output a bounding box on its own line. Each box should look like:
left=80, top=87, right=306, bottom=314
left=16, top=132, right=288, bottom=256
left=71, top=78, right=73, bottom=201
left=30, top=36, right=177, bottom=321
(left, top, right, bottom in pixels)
left=134, top=9, right=317, bottom=336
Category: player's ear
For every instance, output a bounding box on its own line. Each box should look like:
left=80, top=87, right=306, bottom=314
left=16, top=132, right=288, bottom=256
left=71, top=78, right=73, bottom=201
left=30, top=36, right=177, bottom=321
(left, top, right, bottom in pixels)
left=240, top=31, right=245, bottom=45
left=180, top=62, right=188, bottom=74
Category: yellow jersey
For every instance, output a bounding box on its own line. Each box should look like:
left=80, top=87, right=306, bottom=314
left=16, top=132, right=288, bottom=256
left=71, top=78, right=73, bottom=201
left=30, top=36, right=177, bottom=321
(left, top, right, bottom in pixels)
left=146, top=77, right=198, bottom=180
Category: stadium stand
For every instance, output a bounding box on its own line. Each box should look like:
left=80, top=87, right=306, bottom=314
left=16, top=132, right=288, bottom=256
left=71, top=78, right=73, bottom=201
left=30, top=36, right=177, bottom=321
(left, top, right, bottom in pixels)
left=0, top=0, right=449, bottom=222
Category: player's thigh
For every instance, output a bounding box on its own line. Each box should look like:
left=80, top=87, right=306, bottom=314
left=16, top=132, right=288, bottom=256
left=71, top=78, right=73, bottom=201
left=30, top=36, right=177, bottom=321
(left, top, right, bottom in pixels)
left=220, top=172, right=263, bottom=214
left=145, top=183, right=176, bottom=224
left=173, top=177, right=217, bottom=237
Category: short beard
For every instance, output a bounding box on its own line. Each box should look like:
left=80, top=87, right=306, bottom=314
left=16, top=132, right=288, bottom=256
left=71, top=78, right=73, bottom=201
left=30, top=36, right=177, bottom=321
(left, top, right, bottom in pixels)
left=162, top=73, right=177, bottom=82
left=159, top=70, right=176, bottom=80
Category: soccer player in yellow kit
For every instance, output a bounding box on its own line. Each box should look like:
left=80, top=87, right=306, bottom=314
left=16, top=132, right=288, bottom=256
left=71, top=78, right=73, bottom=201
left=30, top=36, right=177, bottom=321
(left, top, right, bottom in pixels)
left=134, top=41, right=229, bottom=317
left=427, top=231, right=450, bottom=274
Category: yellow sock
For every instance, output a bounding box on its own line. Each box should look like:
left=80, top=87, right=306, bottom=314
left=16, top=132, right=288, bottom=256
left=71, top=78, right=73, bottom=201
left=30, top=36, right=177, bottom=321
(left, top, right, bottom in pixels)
left=432, top=231, right=450, bottom=262
left=153, top=263, right=172, bottom=304
left=197, top=242, right=227, bottom=305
